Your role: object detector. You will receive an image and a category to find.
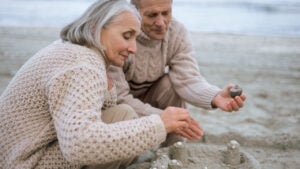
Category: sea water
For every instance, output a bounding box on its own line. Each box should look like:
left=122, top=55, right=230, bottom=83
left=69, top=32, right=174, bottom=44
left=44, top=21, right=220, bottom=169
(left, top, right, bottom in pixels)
left=0, top=0, right=300, bottom=37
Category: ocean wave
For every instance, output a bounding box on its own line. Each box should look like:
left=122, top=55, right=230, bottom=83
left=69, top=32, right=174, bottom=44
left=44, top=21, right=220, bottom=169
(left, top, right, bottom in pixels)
left=1, top=0, right=300, bottom=37
left=174, top=0, right=300, bottom=13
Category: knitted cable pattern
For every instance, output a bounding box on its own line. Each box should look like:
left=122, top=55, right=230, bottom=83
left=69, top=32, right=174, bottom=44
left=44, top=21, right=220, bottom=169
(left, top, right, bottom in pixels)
left=109, top=18, right=221, bottom=116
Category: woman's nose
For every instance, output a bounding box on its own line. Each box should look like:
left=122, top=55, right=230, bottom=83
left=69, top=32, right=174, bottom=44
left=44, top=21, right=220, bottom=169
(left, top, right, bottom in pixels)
left=128, top=41, right=137, bottom=54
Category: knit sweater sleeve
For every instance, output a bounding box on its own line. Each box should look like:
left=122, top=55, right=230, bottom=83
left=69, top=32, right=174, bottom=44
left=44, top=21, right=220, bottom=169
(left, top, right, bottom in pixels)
left=168, top=21, right=221, bottom=109
left=109, top=65, right=163, bottom=116
left=46, top=64, right=166, bottom=165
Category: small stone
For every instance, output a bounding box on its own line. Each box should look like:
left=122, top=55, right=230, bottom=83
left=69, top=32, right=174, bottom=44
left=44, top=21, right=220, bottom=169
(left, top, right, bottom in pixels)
left=169, top=159, right=183, bottom=169
left=175, top=142, right=183, bottom=146
left=230, top=85, right=243, bottom=98
left=151, top=154, right=170, bottom=169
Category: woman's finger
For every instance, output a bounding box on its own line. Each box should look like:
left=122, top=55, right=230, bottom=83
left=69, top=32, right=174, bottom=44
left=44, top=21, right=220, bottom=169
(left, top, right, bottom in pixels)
left=175, top=129, right=194, bottom=140
left=189, top=121, right=204, bottom=137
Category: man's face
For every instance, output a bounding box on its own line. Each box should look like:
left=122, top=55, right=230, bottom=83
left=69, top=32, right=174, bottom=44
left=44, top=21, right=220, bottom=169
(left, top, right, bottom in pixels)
left=138, top=0, right=172, bottom=40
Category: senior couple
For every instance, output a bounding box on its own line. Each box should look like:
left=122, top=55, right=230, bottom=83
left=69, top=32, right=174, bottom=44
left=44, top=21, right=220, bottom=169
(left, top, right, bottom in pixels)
left=0, top=0, right=246, bottom=168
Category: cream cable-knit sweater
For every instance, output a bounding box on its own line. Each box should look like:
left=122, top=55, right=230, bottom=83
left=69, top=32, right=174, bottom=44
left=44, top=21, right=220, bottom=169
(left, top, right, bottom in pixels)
left=0, top=41, right=166, bottom=168
left=109, top=19, right=221, bottom=116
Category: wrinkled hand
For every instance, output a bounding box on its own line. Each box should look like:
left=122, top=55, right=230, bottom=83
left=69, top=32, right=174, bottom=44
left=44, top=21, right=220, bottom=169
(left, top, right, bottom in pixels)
left=174, top=118, right=203, bottom=140
left=212, top=84, right=246, bottom=112
left=160, top=107, right=203, bottom=140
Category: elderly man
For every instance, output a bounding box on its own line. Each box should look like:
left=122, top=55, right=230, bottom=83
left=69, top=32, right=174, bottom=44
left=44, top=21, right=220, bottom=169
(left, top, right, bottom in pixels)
left=109, top=0, right=246, bottom=140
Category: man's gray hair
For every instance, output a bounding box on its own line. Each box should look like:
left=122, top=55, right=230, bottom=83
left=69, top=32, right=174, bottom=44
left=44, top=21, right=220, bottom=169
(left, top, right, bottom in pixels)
left=61, top=0, right=140, bottom=52
left=130, top=0, right=173, bottom=9
left=130, top=0, right=140, bottom=8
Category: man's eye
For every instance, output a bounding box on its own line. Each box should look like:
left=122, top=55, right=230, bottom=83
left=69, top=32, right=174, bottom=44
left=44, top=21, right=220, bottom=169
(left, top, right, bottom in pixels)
left=162, top=11, right=169, bottom=16
left=148, top=13, right=157, bottom=18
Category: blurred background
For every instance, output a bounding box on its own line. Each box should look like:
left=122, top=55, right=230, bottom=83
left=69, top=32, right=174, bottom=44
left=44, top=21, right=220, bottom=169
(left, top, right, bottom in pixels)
left=1, top=0, right=300, bottom=38
left=0, top=1, right=300, bottom=168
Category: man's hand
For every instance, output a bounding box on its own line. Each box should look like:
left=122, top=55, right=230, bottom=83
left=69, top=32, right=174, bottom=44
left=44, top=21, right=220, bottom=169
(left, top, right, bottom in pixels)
left=212, top=84, right=246, bottom=112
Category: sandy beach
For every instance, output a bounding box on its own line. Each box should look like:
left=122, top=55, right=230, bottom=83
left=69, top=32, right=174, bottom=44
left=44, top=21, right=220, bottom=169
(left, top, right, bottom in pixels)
left=0, top=26, right=299, bottom=168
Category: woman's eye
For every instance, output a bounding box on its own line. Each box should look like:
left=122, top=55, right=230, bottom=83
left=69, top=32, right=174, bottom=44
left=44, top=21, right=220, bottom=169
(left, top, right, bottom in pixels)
left=123, top=32, right=132, bottom=40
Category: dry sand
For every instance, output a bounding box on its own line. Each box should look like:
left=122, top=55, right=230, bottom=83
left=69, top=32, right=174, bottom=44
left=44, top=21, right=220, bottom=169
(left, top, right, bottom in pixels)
left=0, top=26, right=299, bottom=169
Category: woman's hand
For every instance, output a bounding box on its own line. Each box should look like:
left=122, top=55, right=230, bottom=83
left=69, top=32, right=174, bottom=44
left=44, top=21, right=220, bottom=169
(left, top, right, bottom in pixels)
left=174, top=118, right=203, bottom=140
left=212, top=84, right=246, bottom=112
left=160, top=107, right=203, bottom=140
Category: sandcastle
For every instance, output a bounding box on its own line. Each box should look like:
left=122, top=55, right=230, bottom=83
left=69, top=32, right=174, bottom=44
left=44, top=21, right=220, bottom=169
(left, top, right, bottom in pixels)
left=127, top=140, right=261, bottom=169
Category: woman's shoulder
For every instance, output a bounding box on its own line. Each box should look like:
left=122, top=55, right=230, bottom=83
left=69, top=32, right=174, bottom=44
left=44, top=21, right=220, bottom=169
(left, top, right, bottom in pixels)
left=31, top=40, right=106, bottom=81
left=47, top=40, right=105, bottom=67
left=51, top=40, right=99, bottom=57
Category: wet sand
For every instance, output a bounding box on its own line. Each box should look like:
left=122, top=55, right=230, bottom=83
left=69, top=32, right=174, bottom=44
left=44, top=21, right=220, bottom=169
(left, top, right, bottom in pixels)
left=0, top=26, right=299, bottom=169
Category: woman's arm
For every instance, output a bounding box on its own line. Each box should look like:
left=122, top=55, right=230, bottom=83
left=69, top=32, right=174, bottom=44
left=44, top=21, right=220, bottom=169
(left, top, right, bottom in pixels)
left=46, top=64, right=166, bottom=165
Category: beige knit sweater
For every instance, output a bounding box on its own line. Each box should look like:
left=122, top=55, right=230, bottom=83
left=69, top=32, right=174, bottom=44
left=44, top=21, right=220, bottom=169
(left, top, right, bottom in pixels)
left=109, top=19, right=221, bottom=116
left=0, top=41, right=166, bottom=168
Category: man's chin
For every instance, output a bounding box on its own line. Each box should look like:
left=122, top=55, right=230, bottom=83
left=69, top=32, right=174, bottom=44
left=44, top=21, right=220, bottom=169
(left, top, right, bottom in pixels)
left=150, top=34, right=165, bottom=40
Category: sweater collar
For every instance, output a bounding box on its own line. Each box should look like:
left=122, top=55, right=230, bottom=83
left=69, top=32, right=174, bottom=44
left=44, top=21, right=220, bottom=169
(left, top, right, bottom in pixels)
left=84, top=43, right=110, bottom=69
left=100, top=48, right=110, bottom=68
left=137, top=31, right=164, bottom=47
left=60, top=40, right=111, bottom=69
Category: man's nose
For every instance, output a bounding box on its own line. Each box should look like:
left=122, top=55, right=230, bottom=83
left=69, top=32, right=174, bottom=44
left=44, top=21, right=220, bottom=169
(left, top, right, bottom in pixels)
left=154, top=15, right=165, bottom=27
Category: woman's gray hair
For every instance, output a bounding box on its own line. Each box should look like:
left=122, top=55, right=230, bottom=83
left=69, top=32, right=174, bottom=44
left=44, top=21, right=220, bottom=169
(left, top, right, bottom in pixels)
left=60, top=0, right=140, bottom=52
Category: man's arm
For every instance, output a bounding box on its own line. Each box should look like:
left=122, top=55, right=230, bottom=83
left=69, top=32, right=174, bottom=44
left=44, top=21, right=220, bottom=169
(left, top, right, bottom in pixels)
left=167, top=20, right=246, bottom=111
left=167, top=20, right=221, bottom=109
left=109, top=65, right=162, bottom=116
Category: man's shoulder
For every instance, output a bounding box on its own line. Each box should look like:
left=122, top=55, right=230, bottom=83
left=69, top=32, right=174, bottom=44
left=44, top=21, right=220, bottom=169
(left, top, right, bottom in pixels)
left=165, top=18, right=190, bottom=44
left=168, top=18, right=188, bottom=34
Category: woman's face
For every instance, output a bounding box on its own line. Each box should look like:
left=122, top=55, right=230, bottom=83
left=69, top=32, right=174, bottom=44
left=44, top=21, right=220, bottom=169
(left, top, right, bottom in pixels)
left=101, top=11, right=141, bottom=67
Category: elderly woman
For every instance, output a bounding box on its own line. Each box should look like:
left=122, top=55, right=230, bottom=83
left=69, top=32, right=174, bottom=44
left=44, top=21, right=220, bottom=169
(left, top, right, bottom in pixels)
left=0, top=0, right=202, bottom=169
